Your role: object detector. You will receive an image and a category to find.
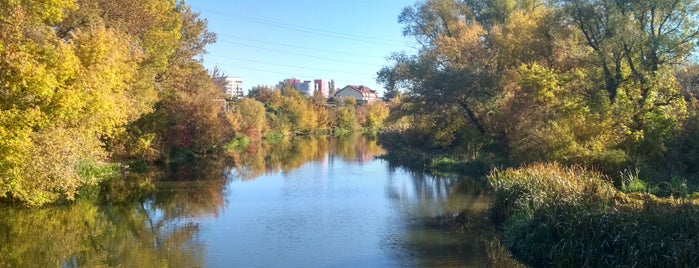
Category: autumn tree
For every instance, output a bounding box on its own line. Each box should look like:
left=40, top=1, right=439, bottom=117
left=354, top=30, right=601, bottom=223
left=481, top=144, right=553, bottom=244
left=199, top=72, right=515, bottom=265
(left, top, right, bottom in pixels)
left=378, top=0, right=517, bottom=154
left=232, top=98, right=268, bottom=140
left=0, top=0, right=230, bottom=205
left=381, top=0, right=699, bottom=179
left=558, top=0, right=697, bottom=170
left=0, top=0, right=151, bottom=205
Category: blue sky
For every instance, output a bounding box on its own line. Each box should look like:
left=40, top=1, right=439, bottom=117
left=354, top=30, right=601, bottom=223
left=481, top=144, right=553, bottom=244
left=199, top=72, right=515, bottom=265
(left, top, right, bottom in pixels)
left=188, top=0, right=417, bottom=95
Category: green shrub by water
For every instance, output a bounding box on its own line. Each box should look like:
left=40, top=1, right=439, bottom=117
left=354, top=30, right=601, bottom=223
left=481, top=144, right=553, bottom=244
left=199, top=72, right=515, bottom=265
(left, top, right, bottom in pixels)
left=77, top=161, right=121, bottom=185
left=76, top=161, right=122, bottom=201
left=489, top=163, right=699, bottom=267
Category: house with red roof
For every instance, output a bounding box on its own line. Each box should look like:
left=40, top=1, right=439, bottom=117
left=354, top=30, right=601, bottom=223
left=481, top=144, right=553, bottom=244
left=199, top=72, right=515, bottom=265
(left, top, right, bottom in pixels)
left=332, top=85, right=380, bottom=104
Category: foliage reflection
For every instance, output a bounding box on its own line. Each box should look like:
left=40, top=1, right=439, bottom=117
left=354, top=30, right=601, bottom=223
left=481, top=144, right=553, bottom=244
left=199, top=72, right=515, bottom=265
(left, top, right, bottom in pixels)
left=0, top=156, right=236, bottom=267
left=0, top=199, right=204, bottom=268
left=227, top=134, right=385, bottom=180
left=383, top=168, right=521, bottom=266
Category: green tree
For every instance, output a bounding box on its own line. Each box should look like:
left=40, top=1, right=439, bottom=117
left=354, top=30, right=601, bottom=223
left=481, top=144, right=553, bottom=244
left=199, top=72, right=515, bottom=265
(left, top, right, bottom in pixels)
left=560, top=0, right=695, bottom=173
left=562, top=0, right=699, bottom=104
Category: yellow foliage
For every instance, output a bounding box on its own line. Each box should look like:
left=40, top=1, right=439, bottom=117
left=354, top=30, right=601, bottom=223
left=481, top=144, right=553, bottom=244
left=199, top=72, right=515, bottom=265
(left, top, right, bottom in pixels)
left=0, top=0, right=76, bottom=24
left=0, top=0, right=201, bottom=205
left=72, top=26, right=144, bottom=136
left=490, top=7, right=553, bottom=67
left=363, top=101, right=390, bottom=130
left=233, top=98, right=268, bottom=140
left=434, top=19, right=487, bottom=67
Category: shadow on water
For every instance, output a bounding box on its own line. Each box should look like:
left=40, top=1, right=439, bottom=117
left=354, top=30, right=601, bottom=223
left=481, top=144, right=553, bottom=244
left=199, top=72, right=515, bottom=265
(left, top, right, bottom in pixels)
left=383, top=163, right=523, bottom=267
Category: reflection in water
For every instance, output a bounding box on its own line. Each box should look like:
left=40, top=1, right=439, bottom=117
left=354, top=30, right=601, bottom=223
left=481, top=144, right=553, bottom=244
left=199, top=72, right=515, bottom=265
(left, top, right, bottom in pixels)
left=0, top=156, right=232, bottom=268
left=383, top=168, right=496, bottom=266
left=0, top=199, right=205, bottom=268
left=0, top=135, right=517, bottom=267
left=226, top=134, right=384, bottom=180
left=158, top=156, right=232, bottom=219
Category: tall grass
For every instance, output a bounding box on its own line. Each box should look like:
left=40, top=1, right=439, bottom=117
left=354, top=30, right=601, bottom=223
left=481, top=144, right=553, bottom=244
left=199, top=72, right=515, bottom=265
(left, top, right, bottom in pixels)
left=489, top=163, right=699, bottom=267
left=77, top=160, right=120, bottom=185
left=489, top=163, right=617, bottom=225
left=620, top=168, right=649, bottom=193
left=76, top=160, right=121, bottom=200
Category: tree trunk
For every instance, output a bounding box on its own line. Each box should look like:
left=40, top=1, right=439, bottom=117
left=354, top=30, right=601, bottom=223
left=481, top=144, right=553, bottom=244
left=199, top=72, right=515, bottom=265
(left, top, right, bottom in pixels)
left=457, top=101, right=487, bottom=136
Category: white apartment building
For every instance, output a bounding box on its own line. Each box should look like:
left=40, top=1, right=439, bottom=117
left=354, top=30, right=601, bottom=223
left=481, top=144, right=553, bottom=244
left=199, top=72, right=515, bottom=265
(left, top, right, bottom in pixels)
left=224, top=77, right=244, bottom=99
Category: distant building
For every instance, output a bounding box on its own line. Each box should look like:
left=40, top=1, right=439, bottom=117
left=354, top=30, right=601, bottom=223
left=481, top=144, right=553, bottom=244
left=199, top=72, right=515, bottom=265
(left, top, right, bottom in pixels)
left=279, top=78, right=331, bottom=97
left=278, top=78, right=301, bottom=90
left=278, top=78, right=306, bottom=94
left=298, top=80, right=313, bottom=95
left=333, top=85, right=380, bottom=104
left=314, top=79, right=329, bottom=97
left=328, top=80, right=336, bottom=96
left=224, top=77, right=244, bottom=99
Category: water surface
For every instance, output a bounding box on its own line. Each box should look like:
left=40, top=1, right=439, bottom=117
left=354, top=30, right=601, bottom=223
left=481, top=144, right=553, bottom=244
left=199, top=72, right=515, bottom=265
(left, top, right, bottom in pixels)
left=0, top=136, right=502, bottom=267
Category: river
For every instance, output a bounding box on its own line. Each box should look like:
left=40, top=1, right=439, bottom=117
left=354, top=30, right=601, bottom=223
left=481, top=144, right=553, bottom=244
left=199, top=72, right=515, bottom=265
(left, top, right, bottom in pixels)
left=0, top=135, right=515, bottom=267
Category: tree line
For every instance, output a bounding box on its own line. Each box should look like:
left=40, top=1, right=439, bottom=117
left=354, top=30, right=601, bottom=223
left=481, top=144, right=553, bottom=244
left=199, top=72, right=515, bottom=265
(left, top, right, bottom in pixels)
left=232, top=84, right=389, bottom=142
left=379, top=0, right=699, bottom=185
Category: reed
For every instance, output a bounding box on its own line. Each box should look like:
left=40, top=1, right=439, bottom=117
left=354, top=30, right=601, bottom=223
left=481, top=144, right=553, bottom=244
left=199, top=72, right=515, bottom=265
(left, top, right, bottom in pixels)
left=489, top=163, right=699, bottom=267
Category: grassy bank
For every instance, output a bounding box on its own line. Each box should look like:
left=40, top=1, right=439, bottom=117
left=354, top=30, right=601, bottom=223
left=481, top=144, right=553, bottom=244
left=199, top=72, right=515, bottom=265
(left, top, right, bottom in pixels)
left=489, top=163, right=699, bottom=267
left=377, top=132, right=699, bottom=266
left=376, top=144, right=492, bottom=177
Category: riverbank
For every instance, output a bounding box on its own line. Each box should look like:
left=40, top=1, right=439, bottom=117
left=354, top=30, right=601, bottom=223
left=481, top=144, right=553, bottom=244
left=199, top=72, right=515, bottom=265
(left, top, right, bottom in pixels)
left=375, top=141, right=492, bottom=178
left=378, top=141, right=699, bottom=266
